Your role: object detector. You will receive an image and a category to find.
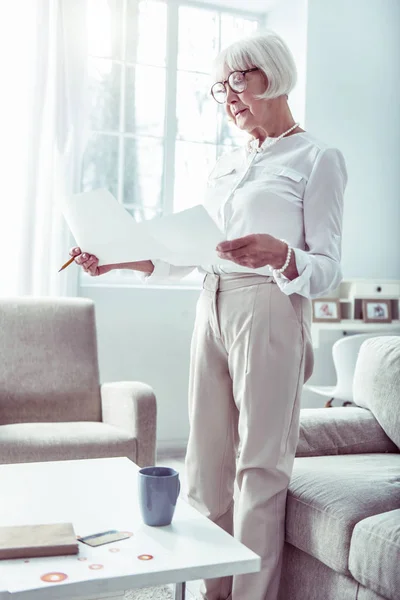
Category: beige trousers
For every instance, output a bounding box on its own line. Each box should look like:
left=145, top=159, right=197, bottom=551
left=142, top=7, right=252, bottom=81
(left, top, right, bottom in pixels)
left=185, top=273, right=314, bottom=600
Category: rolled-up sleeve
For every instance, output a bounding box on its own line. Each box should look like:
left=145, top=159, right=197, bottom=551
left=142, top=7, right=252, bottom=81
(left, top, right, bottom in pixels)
left=136, top=260, right=196, bottom=284
left=273, top=147, right=348, bottom=299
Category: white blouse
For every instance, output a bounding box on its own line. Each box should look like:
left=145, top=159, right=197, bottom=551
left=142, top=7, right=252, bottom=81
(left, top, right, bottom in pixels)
left=144, top=131, right=348, bottom=299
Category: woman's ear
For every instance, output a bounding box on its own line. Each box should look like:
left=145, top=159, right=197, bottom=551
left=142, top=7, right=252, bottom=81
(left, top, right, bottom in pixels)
left=259, top=70, right=269, bottom=93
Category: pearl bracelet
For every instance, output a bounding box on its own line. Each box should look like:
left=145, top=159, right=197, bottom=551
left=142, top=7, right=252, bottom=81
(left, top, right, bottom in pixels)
left=273, top=239, right=292, bottom=274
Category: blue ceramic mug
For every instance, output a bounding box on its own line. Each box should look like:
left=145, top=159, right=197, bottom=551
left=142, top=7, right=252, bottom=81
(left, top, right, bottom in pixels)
left=138, top=466, right=181, bottom=527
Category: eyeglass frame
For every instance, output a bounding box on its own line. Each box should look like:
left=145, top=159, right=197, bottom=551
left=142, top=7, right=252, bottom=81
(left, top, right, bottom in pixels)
left=210, top=68, right=260, bottom=104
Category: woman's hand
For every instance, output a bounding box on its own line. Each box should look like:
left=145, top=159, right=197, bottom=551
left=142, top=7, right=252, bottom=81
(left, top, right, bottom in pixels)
left=216, top=234, right=287, bottom=269
left=69, top=247, right=155, bottom=276
left=69, top=247, right=115, bottom=276
left=216, top=234, right=298, bottom=279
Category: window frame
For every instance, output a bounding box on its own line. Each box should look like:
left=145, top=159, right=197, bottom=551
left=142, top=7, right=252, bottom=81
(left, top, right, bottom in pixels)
left=80, top=0, right=265, bottom=289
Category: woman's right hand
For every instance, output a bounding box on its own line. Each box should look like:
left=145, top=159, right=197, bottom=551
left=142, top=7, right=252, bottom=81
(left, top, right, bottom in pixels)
left=69, top=247, right=114, bottom=276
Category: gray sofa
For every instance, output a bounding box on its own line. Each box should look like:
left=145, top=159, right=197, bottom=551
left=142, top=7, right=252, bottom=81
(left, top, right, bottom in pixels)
left=279, top=336, right=400, bottom=600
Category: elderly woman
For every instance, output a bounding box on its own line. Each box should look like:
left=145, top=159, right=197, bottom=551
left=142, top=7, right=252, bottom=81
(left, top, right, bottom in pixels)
left=72, top=31, right=347, bottom=600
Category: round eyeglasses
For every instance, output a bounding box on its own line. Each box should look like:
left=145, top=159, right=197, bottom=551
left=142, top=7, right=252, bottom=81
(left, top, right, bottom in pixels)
left=210, top=68, right=259, bottom=104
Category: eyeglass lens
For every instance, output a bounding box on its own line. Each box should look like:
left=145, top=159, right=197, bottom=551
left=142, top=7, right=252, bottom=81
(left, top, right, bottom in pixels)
left=212, top=71, right=247, bottom=103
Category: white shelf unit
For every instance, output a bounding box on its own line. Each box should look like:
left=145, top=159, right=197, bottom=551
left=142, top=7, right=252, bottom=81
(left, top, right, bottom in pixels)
left=311, top=278, right=400, bottom=348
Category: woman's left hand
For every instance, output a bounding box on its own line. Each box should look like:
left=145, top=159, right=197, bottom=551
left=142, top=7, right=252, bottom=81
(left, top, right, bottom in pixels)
left=216, top=234, right=287, bottom=269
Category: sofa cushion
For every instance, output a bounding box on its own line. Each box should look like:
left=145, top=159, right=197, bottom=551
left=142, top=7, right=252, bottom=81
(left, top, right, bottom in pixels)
left=353, top=336, right=400, bottom=449
left=349, top=509, right=400, bottom=600
left=0, top=422, right=137, bottom=464
left=286, top=454, right=400, bottom=576
left=297, top=406, right=398, bottom=457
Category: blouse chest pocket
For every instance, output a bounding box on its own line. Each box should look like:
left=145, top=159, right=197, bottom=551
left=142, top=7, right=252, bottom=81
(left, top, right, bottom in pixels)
left=207, top=165, right=237, bottom=188
left=249, top=165, right=307, bottom=205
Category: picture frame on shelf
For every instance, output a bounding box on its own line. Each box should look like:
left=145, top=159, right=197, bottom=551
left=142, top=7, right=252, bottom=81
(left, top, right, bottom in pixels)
left=361, top=299, right=392, bottom=323
left=312, top=298, right=341, bottom=323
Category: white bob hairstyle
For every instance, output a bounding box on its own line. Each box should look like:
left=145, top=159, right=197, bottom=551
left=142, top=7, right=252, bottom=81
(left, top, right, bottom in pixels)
left=212, top=30, right=297, bottom=101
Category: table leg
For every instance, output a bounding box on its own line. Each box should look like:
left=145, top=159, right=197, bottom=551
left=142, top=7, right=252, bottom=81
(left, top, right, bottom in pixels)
left=175, top=582, right=186, bottom=600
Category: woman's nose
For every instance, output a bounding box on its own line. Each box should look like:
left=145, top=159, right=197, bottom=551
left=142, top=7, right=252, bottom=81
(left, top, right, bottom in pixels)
left=225, top=84, right=239, bottom=104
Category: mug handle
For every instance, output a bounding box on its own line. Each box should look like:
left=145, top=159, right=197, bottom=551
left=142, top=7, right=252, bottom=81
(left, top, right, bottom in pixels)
left=173, top=478, right=181, bottom=504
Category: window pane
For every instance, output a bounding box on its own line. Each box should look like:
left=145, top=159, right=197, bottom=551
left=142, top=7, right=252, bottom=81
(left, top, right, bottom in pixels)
left=176, top=72, right=217, bottom=143
left=125, top=65, right=165, bottom=137
left=178, top=6, right=219, bottom=73
left=126, top=0, right=167, bottom=66
left=124, top=137, right=163, bottom=215
left=220, top=14, right=259, bottom=49
left=81, top=134, right=119, bottom=198
left=88, top=0, right=123, bottom=59
left=89, top=58, right=120, bottom=131
left=174, top=141, right=217, bottom=213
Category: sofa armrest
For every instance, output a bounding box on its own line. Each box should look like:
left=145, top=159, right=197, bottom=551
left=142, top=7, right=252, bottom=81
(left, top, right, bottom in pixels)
left=100, top=381, right=157, bottom=467
left=296, top=406, right=398, bottom=457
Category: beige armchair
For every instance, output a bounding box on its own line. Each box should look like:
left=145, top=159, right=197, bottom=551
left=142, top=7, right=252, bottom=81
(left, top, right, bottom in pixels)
left=0, top=297, right=157, bottom=467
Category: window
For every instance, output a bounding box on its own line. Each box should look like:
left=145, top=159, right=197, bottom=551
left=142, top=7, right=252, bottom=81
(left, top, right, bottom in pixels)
left=81, top=0, right=262, bottom=285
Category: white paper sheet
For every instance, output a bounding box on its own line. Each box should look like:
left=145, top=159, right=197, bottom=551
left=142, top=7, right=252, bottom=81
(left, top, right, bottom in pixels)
left=60, top=189, right=225, bottom=267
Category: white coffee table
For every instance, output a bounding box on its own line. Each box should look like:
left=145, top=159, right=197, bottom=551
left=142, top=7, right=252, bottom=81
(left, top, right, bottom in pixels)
left=0, top=457, right=260, bottom=600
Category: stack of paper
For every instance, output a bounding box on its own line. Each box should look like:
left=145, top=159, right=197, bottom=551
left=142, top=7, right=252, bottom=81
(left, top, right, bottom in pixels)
left=60, top=189, right=226, bottom=267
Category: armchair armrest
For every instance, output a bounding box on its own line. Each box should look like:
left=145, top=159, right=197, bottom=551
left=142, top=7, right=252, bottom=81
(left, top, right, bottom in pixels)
left=296, top=406, right=398, bottom=457
left=100, top=381, right=157, bottom=467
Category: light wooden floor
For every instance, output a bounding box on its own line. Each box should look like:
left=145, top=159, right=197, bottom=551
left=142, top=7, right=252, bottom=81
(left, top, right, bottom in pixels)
left=157, top=452, right=201, bottom=599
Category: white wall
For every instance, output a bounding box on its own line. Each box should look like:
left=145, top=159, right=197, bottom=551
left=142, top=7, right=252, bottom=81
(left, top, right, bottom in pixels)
left=81, top=0, right=400, bottom=448
left=83, top=284, right=198, bottom=448
left=305, top=0, right=400, bottom=280
left=263, top=0, right=400, bottom=406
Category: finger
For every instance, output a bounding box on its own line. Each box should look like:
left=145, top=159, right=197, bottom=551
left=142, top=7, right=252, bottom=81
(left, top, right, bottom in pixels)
left=218, top=249, right=248, bottom=261
left=82, top=252, right=95, bottom=265
left=82, top=255, right=97, bottom=271
left=216, top=236, right=253, bottom=252
left=74, top=251, right=90, bottom=266
left=218, top=253, right=251, bottom=267
left=88, top=264, right=99, bottom=276
left=69, top=246, right=81, bottom=257
left=85, top=256, right=99, bottom=274
left=74, top=253, right=86, bottom=265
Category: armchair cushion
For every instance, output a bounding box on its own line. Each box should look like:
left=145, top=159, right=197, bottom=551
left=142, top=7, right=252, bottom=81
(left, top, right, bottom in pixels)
left=296, top=406, right=398, bottom=457
left=353, top=336, right=400, bottom=449
left=349, top=509, right=400, bottom=600
left=0, top=422, right=137, bottom=464
left=286, top=454, right=400, bottom=575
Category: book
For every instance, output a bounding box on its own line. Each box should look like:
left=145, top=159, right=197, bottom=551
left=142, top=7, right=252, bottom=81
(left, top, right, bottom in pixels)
left=0, top=522, right=79, bottom=560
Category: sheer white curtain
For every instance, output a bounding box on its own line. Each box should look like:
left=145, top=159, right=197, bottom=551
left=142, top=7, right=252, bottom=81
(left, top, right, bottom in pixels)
left=0, top=0, right=88, bottom=297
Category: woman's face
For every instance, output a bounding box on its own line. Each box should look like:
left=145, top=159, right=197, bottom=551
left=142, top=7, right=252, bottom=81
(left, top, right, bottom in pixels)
left=223, top=68, right=269, bottom=134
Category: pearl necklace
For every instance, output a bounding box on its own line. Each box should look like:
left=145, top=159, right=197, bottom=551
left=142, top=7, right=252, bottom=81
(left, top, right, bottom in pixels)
left=248, top=122, right=300, bottom=153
